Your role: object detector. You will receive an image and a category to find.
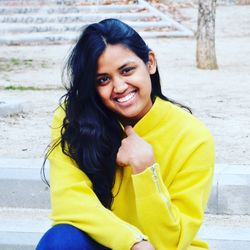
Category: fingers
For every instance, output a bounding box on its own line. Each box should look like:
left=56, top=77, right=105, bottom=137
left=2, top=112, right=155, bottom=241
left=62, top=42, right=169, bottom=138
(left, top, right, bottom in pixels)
left=116, top=160, right=127, bottom=167
left=124, top=125, right=136, bottom=137
left=116, top=147, right=128, bottom=167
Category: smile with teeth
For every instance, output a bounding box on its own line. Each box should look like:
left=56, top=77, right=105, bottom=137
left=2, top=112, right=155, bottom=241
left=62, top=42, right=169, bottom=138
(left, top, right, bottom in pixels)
left=116, top=91, right=136, bottom=103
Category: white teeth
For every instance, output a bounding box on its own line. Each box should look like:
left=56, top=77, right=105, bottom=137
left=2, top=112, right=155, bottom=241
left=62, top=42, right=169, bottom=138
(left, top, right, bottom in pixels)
left=117, top=92, right=136, bottom=103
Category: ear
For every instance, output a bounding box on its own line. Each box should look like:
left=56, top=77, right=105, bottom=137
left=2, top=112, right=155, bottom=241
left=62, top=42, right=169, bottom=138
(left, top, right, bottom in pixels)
left=147, top=51, right=157, bottom=74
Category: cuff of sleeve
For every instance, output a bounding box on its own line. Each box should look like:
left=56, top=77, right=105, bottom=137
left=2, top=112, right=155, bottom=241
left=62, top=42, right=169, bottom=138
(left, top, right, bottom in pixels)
left=131, top=163, right=171, bottom=200
left=128, top=234, right=148, bottom=250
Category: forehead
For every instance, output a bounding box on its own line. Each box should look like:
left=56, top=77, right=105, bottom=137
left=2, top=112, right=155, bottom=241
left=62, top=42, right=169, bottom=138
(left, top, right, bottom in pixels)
left=97, top=44, right=142, bottom=72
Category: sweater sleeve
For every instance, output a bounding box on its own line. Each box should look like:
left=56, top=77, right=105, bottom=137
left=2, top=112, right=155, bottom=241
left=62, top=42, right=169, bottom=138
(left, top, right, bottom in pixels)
left=131, top=131, right=215, bottom=250
left=48, top=107, right=147, bottom=250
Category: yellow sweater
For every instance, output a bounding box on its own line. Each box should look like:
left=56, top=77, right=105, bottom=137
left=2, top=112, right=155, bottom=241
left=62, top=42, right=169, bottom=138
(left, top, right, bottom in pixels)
left=49, top=97, right=215, bottom=250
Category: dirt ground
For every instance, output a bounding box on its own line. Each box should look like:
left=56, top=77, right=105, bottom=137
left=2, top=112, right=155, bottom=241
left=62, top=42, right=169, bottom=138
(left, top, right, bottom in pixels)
left=0, top=5, right=249, bottom=165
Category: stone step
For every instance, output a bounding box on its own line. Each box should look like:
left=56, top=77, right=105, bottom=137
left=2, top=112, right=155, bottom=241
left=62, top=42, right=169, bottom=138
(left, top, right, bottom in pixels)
left=0, top=32, right=78, bottom=45
left=200, top=214, right=250, bottom=250
left=0, top=208, right=50, bottom=250
left=208, top=163, right=250, bottom=215
left=0, top=0, right=87, bottom=5
left=0, top=12, right=157, bottom=24
left=0, top=4, right=139, bottom=15
left=0, top=0, right=193, bottom=44
left=1, top=21, right=171, bottom=34
left=0, top=158, right=250, bottom=215
left=0, top=30, right=189, bottom=46
left=0, top=208, right=249, bottom=250
left=0, top=159, right=50, bottom=209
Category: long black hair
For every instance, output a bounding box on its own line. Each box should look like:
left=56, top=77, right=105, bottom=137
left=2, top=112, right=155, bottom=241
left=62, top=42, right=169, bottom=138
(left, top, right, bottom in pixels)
left=43, top=18, right=190, bottom=209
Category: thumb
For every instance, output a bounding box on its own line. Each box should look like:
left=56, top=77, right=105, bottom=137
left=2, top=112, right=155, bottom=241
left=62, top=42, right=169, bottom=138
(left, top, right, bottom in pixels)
left=124, top=126, right=136, bottom=137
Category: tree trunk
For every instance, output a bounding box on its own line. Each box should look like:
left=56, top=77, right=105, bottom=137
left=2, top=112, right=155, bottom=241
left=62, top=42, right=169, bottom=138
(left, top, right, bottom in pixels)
left=196, top=0, right=218, bottom=69
left=238, top=0, right=250, bottom=4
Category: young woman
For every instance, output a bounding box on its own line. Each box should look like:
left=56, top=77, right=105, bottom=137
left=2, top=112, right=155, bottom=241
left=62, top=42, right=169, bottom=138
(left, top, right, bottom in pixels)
left=36, top=18, right=214, bottom=250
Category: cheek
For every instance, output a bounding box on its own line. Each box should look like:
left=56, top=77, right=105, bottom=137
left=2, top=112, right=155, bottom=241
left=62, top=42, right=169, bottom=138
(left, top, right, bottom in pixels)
left=96, top=86, right=112, bottom=103
left=137, top=68, right=152, bottom=87
left=139, top=74, right=152, bottom=93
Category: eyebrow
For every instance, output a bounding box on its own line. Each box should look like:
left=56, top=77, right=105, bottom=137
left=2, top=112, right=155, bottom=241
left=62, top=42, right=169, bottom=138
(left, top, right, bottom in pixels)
left=96, top=61, right=135, bottom=77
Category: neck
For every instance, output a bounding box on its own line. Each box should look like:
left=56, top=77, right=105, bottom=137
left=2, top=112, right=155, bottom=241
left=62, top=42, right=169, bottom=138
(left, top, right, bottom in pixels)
left=119, top=117, right=138, bottom=127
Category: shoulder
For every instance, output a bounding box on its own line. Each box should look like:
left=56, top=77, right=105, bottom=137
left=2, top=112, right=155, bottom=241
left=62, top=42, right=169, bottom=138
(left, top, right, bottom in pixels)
left=52, top=103, right=66, bottom=127
left=158, top=98, right=213, bottom=143
left=53, top=103, right=66, bottom=121
left=160, top=101, right=215, bottom=170
left=50, top=104, right=66, bottom=140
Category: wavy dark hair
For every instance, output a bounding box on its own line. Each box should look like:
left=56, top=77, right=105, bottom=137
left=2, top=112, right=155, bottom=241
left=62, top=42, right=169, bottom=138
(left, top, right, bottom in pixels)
left=42, top=18, right=191, bottom=209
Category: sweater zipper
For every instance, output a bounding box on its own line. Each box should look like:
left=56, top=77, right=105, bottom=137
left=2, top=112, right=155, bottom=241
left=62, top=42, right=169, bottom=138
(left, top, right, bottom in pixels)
left=125, top=224, right=145, bottom=241
left=151, top=164, right=176, bottom=222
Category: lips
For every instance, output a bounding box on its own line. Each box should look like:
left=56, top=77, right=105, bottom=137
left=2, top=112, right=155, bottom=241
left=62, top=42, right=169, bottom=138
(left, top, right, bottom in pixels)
left=115, top=91, right=136, bottom=103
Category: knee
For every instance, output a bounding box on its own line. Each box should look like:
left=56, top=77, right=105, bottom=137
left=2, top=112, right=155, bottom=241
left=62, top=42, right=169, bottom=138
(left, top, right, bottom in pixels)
left=36, top=224, right=92, bottom=250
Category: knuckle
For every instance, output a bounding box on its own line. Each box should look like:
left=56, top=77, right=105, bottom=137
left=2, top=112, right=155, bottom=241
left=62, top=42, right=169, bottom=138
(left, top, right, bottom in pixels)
left=121, top=138, right=127, bottom=145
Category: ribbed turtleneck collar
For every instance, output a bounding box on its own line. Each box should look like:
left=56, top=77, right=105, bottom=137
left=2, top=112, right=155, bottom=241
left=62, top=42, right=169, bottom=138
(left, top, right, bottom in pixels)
left=119, top=97, right=170, bottom=137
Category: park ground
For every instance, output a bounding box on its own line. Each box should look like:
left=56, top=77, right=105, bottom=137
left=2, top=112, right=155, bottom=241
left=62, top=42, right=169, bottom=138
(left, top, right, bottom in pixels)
left=0, top=4, right=249, bottom=165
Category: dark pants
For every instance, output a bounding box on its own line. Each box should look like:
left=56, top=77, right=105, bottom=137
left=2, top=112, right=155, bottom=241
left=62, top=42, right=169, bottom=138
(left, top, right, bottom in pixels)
left=36, top=224, right=109, bottom=250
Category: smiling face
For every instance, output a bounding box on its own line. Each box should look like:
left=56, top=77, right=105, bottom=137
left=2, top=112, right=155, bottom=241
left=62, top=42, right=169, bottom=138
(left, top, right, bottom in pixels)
left=96, top=44, right=156, bottom=125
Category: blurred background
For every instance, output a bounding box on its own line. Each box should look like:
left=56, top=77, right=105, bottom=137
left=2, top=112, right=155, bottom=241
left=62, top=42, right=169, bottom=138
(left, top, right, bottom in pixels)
left=0, top=1, right=250, bottom=249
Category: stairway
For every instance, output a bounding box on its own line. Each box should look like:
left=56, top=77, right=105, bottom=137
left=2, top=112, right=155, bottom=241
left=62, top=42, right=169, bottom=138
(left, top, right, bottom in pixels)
left=0, top=0, right=193, bottom=45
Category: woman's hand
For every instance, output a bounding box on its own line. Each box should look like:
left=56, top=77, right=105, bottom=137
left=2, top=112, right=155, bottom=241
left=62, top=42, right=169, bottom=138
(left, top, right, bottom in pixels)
left=116, top=126, right=155, bottom=174
left=131, top=240, right=155, bottom=250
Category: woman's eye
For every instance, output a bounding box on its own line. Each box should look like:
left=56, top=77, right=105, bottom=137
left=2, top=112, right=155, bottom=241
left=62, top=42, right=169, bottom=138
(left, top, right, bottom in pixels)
left=97, top=76, right=110, bottom=85
left=122, top=67, right=134, bottom=75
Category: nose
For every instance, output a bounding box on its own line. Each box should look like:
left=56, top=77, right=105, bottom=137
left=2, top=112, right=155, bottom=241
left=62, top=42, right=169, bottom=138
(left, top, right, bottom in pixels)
left=113, top=77, right=128, bottom=93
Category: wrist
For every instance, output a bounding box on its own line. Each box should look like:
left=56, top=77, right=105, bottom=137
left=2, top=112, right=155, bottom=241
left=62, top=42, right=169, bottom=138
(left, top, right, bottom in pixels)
left=132, top=160, right=156, bottom=174
left=131, top=240, right=147, bottom=250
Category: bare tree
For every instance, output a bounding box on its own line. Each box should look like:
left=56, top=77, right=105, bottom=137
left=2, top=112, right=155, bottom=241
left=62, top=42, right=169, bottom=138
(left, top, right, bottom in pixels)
left=238, top=0, right=250, bottom=4
left=196, top=0, right=218, bottom=69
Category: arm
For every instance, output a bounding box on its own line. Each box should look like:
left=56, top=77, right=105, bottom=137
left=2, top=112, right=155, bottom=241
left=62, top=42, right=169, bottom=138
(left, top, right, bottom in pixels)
left=132, top=134, right=214, bottom=249
left=117, top=126, right=214, bottom=249
left=48, top=107, right=148, bottom=250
